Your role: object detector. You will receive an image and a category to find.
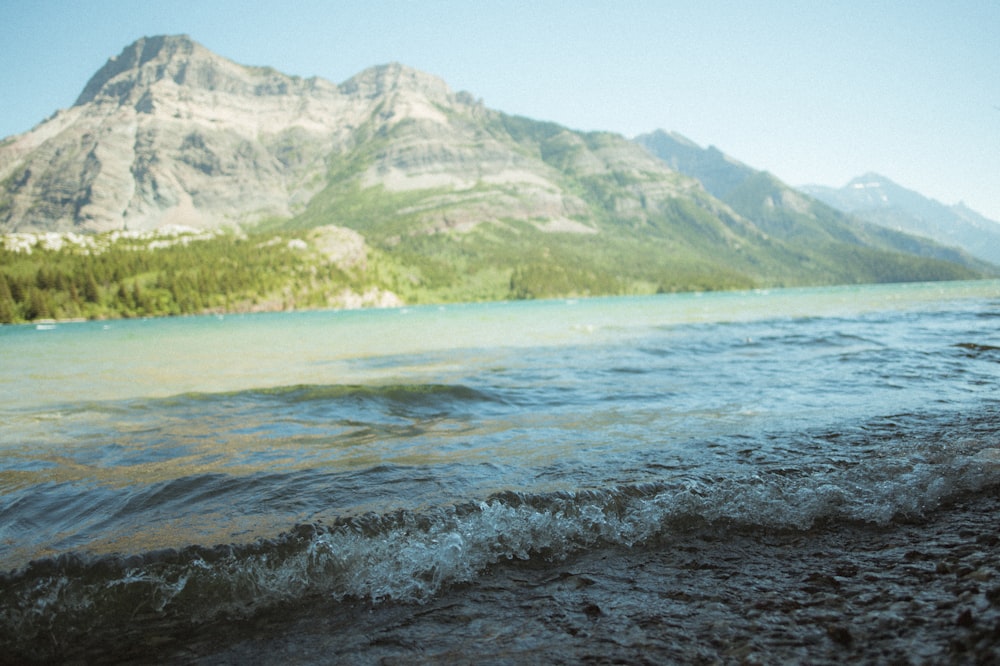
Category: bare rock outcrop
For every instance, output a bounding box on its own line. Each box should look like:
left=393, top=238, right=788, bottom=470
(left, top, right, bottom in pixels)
left=0, top=35, right=695, bottom=236
left=2, top=36, right=389, bottom=231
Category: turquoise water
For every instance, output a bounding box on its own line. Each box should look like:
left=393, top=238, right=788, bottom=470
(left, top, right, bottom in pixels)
left=1, top=281, right=999, bottom=661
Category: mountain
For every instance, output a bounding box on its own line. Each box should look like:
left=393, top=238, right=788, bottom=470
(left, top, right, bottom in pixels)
left=800, top=174, right=1000, bottom=266
left=634, top=130, right=994, bottom=273
left=0, top=35, right=992, bottom=322
left=631, top=130, right=756, bottom=200
left=2, top=35, right=394, bottom=231
left=1, top=34, right=681, bottom=236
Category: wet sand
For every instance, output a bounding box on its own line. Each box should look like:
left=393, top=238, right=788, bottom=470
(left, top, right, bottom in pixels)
left=149, top=487, right=1000, bottom=666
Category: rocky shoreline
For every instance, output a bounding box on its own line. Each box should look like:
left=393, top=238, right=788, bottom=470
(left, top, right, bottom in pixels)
left=155, top=487, right=1000, bottom=665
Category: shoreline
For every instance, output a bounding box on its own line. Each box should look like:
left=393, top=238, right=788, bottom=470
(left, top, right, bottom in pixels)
left=156, top=488, right=1000, bottom=665
left=7, top=277, right=999, bottom=329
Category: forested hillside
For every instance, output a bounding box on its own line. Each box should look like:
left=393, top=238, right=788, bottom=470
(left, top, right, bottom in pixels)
left=0, top=228, right=400, bottom=324
left=2, top=216, right=984, bottom=324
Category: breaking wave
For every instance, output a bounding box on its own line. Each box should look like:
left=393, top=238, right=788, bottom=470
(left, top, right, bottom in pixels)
left=4, top=430, right=999, bottom=661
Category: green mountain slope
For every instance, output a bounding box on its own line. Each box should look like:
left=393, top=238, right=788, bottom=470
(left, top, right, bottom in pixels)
left=635, top=130, right=995, bottom=280
left=0, top=36, right=992, bottom=323
left=268, top=112, right=988, bottom=303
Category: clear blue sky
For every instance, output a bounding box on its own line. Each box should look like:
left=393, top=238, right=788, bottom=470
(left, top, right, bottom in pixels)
left=2, top=0, right=998, bottom=220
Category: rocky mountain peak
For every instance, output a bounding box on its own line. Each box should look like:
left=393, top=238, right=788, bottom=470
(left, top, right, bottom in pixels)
left=73, top=34, right=309, bottom=111
left=0, top=36, right=499, bottom=234
left=75, top=35, right=198, bottom=105
left=340, top=62, right=452, bottom=103
left=847, top=172, right=886, bottom=187
left=801, top=174, right=1000, bottom=265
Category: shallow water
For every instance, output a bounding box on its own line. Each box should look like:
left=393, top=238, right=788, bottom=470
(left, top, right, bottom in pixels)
left=1, top=281, right=999, bottom=662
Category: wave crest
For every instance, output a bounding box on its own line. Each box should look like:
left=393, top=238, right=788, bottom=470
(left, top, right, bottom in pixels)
left=4, top=438, right=1000, bottom=660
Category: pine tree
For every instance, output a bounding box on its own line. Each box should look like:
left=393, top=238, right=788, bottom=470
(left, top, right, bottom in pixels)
left=7, top=275, right=25, bottom=303
left=25, top=289, right=51, bottom=321
left=35, top=267, right=53, bottom=290
left=132, top=280, right=145, bottom=313
left=0, top=276, right=15, bottom=324
left=0, top=297, right=15, bottom=324
left=84, top=271, right=100, bottom=303
left=116, top=282, right=131, bottom=314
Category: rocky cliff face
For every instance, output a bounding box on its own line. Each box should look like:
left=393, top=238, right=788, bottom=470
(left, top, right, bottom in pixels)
left=3, top=36, right=334, bottom=230
left=0, top=35, right=696, bottom=236
left=0, top=36, right=501, bottom=232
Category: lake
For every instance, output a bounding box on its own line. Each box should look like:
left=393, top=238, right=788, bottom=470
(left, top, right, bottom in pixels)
left=2, top=280, right=999, bottom=663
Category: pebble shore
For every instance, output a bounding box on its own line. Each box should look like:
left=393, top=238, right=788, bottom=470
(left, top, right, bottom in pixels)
left=171, top=487, right=1000, bottom=665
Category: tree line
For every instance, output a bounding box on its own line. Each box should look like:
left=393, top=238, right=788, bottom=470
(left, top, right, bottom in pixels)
left=0, top=232, right=361, bottom=324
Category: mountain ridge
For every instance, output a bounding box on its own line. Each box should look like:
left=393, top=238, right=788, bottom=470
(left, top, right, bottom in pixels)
left=634, top=130, right=996, bottom=271
left=1, top=35, right=476, bottom=233
left=801, top=174, right=1000, bottom=266
left=0, top=35, right=993, bottom=325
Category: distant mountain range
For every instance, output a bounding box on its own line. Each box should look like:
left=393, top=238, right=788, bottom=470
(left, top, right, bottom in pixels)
left=634, top=130, right=999, bottom=269
left=800, top=175, right=1000, bottom=266
left=0, top=35, right=994, bottom=311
